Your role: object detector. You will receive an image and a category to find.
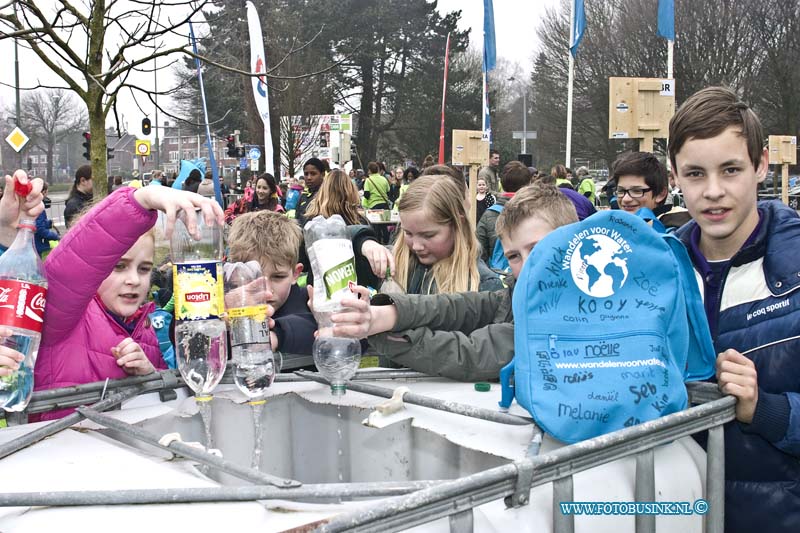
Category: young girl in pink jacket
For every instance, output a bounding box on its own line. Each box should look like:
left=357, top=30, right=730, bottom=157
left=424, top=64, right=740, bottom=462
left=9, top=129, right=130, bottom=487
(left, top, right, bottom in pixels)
left=32, top=184, right=223, bottom=419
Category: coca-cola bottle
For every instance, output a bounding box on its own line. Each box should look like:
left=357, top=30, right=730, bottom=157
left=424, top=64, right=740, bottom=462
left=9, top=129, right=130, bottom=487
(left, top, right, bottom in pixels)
left=0, top=217, right=48, bottom=412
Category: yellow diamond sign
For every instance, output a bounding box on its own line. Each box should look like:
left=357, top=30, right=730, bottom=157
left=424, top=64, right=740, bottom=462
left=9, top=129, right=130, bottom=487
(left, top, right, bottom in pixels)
left=5, top=127, right=29, bottom=153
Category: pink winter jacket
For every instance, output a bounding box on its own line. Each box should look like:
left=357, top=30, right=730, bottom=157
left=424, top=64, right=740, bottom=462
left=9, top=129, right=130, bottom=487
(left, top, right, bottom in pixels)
left=35, top=188, right=166, bottom=414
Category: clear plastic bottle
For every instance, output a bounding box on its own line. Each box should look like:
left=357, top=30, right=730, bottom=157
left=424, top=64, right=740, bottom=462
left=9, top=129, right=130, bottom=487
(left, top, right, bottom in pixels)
left=304, top=215, right=361, bottom=395
left=379, top=267, right=404, bottom=295
left=0, top=218, right=48, bottom=412
left=170, top=210, right=227, bottom=396
left=224, top=261, right=281, bottom=399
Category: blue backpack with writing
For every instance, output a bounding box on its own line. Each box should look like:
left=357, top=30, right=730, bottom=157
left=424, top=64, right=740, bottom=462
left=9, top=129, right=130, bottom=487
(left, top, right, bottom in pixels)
left=499, top=210, right=715, bottom=444
left=487, top=204, right=510, bottom=272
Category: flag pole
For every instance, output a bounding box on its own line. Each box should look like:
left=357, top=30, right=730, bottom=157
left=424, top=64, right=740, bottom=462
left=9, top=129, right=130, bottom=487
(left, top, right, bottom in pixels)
left=438, top=33, right=451, bottom=165
left=667, top=39, right=674, bottom=79
left=188, top=21, right=223, bottom=206
left=566, top=0, right=576, bottom=168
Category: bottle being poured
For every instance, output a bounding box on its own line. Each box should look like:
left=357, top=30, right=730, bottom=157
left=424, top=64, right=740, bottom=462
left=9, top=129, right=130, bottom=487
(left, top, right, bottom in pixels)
left=304, top=215, right=361, bottom=396
left=170, top=209, right=227, bottom=399
left=0, top=177, right=47, bottom=412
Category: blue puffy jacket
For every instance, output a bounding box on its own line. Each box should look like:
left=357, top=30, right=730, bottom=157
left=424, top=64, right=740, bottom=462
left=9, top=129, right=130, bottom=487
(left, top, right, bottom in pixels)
left=676, top=200, right=800, bottom=533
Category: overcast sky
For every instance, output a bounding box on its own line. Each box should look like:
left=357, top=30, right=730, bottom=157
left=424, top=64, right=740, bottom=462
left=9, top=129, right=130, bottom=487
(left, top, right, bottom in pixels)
left=0, top=0, right=562, bottom=132
left=435, top=0, right=560, bottom=72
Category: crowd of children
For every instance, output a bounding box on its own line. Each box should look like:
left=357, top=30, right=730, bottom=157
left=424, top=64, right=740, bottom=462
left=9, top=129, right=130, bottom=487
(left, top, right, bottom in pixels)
left=1, top=85, right=798, bottom=532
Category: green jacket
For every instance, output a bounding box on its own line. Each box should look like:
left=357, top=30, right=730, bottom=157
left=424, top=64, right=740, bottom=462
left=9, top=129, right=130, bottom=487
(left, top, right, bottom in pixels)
left=362, top=173, right=391, bottom=209
left=369, top=285, right=515, bottom=381
left=577, top=177, right=596, bottom=204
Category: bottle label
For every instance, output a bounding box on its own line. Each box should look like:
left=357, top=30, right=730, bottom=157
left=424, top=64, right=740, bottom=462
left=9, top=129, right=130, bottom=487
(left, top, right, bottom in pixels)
left=228, top=305, right=268, bottom=321
left=312, top=239, right=356, bottom=303
left=323, top=257, right=357, bottom=299
left=0, top=280, right=47, bottom=333
left=173, top=262, right=224, bottom=321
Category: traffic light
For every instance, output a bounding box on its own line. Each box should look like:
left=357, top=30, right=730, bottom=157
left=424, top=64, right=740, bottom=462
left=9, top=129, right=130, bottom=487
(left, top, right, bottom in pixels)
left=142, top=118, right=151, bottom=136
left=82, top=131, right=91, bottom=160
left=226, top=135, right=236, bottom=157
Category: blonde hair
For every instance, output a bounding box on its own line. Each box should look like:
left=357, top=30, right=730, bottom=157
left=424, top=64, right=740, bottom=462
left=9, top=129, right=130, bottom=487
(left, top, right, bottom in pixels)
left=395, top=175, right=479, bottom=294
left=228, top=210, right=301, bottom=270
left=304, top=169, right=363, bottom=225
left=495, top=184, right=578, bottom=240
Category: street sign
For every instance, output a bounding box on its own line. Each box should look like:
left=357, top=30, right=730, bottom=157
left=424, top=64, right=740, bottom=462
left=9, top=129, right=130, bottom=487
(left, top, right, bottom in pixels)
left=135, top=140, right=151, bottom=156
left=248, top=147, right=261, bottom=160
left=5, top=127, right=29, bottom=152
left=239, top=158, right=247, bottom=170
left=249, top=159, right=259, bottom=172
left=512, top=131, right=538, bottom=140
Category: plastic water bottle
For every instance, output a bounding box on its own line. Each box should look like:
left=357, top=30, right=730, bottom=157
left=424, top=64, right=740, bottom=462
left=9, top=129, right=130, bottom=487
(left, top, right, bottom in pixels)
left=224, top=261, right=281, bottom=399
left=379, top=267, right=404, bottom=295
left=0, top=217, right=47, bottom=412
left=304, top=215, right=361, bottom=395
left=170, top=210, right=227, bottom=396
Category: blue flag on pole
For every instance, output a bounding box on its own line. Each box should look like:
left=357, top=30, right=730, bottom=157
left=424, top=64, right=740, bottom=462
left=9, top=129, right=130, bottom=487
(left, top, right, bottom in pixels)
left=657, top=0, right=675, bottom=41
left=188, top=22, right=223, bottom=206
left=482, top=0, right=496, bottom=72
left=570, top=0, right=586, bottom=58
left=482, top=0, right=496, bottom=142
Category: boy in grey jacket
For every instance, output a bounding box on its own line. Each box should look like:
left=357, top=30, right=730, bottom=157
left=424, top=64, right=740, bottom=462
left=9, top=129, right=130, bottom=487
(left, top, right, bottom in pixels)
left=326, top=184, right=579, bottom=381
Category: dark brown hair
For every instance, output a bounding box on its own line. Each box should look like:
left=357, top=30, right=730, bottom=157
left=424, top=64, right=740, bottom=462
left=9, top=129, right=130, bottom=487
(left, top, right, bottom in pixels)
left=669, top=86, right=764, bottom=171
left=612, top=151, right=668, bottom=202
left=500, top=161, right=532, bottom=193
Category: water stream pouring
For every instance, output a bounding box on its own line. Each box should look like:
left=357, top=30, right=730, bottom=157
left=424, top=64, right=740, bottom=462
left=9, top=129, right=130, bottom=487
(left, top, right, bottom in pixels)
left=223, top=261, right=281, bottom=469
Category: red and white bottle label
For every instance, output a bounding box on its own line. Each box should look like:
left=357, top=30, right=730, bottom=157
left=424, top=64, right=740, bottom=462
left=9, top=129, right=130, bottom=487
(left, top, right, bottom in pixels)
left=0, top=280, right=47, bottom=333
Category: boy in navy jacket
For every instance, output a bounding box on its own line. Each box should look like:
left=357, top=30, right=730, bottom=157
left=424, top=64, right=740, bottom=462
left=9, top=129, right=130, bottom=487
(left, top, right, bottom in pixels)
left=670, top=86, right=800, bottom=533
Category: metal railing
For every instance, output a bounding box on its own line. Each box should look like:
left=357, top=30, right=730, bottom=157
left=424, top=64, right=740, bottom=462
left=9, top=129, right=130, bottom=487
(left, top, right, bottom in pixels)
left=0, top=372, right=734, bottom=533
left=46, top=199, right=67, bottom=228
left=318, top=382, right=734, bottom=533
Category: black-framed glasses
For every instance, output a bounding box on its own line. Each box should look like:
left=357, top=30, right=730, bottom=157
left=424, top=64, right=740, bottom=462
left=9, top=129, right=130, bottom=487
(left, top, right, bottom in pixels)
left=616, top=187, right=652, bottom=199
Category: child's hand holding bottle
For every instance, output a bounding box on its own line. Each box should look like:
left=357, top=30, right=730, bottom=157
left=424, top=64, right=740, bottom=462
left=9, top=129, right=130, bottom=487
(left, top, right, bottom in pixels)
left=0, top=328, right=24, bottom=376
left=133, top=186, right=225, bottom=238
left=1, top=171, right=45, bottom=248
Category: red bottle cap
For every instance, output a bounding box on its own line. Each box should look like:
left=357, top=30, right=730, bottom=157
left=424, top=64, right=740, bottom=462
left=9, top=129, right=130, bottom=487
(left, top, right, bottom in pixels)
left=14, top=178, right=32, bottom=197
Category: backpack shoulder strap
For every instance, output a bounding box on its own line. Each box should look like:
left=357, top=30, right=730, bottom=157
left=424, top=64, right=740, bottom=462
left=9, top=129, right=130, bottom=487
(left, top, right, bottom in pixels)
left=488, top=203, right=504, bottom=214
left=636, top=207, right=667, bottom=234
left=663, top=233, right=716, bottom=380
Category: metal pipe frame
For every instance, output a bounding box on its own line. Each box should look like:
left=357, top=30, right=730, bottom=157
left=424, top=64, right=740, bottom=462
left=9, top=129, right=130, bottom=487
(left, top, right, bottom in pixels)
left=0, top=370, right=734, bottom=533
left=22, top=368, right=433, bottom=415
left=295, top=370, right=533, bottom=426
left=317, top=395, right=736, bottom=532
left=0, top=383, right=161, bottom=461
left=0, top=481, right=445, bottom=507
left=77, top=406, right=302, bottom=489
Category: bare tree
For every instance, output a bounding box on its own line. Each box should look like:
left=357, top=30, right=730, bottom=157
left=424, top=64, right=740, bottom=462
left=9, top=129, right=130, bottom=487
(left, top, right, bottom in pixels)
left=529, top=0, right=764, bottom=169
left=0, top=0, right=217, bottom=193
left=14, top=89, right=86, bottom=182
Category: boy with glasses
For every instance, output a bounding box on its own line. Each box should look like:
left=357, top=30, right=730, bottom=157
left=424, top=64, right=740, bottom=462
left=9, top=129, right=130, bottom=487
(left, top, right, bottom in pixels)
left=611, top=151, right=670, bottom=216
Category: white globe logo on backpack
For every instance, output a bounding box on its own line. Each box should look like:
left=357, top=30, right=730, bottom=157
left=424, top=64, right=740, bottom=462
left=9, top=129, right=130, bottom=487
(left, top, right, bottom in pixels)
left=569, top=233, right=629, bottom=298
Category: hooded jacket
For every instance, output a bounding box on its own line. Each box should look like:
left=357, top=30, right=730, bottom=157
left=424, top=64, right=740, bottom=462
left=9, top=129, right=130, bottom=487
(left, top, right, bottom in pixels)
left=675, top=200, right=800, bottom=533
left=36, top=188, right=166, bottom=418
left=369, top=281, right=514, bottom=381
